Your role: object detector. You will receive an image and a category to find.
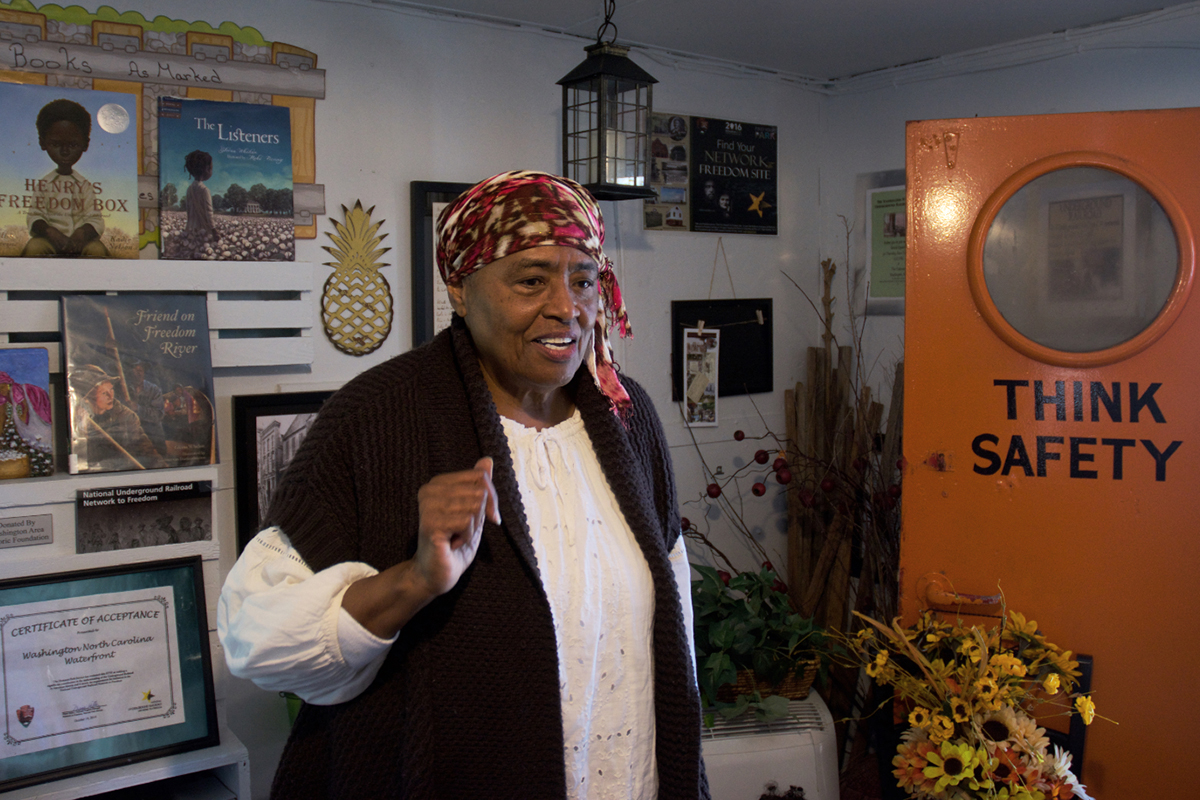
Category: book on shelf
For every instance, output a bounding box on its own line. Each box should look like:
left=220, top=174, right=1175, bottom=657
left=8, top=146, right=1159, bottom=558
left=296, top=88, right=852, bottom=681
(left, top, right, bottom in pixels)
left=76, top=479, right=213, bottom=554
left=0, top=81, right=139, bottom=259
left=0, top=347, right=54, bottom=480
left=157, top=96, right=295, bottom=261
left=61, top=294, right=217, bottom=474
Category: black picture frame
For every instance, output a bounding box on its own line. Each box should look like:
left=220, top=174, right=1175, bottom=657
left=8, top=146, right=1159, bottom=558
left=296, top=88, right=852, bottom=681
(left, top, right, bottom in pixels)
left=671, top=298, right=774, bottom=401
left=0, top=556, right=218, bottom=793
left=410, top=181, right=473, bottom=347
left=232, top=391, right=334, bottom=553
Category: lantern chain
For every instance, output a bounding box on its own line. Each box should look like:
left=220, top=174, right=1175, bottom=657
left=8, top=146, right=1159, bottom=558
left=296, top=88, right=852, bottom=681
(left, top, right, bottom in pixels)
left=596, top=0, right=618, bottom=45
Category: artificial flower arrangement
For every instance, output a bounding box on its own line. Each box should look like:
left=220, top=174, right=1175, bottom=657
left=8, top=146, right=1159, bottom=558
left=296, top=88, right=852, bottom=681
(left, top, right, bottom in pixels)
left=691, top=561, right=828, bottom=724
left=838, top=608, right=1102, bottom=800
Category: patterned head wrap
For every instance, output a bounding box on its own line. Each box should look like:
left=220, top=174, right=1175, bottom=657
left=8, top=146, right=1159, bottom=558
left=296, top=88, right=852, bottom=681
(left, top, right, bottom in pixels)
left=436, top=170, right=632, bottom=415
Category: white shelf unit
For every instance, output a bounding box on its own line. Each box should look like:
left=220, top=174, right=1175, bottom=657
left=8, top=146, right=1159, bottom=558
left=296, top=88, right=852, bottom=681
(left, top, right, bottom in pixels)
left=0, top=258, right=316, bottom=371
left=0, top=260, right=313, bottom=798
left=1, top=719, right=249, bottom=800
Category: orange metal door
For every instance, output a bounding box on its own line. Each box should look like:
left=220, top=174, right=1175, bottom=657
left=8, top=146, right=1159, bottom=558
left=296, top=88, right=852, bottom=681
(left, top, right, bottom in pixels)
left=903, top=108, right=1200, bottom=797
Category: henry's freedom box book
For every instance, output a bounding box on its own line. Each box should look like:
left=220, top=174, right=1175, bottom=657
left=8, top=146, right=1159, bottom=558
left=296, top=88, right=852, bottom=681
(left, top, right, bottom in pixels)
left=157, top=97, right=294, bottom=261
left=0, top=82, right=138, bottom=258
left=62, top=294, right=216, bottom=474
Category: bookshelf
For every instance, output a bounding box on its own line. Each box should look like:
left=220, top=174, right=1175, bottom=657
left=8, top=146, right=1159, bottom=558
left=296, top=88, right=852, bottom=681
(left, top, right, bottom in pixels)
left=0, top=259, right=307, bottom=797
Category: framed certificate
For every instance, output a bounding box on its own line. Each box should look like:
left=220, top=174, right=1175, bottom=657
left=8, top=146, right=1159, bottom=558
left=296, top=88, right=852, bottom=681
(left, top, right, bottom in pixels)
left=0, top=556, right=218, bottom=792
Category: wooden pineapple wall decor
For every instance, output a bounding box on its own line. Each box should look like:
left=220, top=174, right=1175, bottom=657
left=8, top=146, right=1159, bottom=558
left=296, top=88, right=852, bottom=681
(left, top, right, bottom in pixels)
left=321, top=201, right=393, bottom=355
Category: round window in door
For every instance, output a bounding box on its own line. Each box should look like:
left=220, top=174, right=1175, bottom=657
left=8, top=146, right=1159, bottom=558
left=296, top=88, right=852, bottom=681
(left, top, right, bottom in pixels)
left=969, top=158, right=1193, bottom=367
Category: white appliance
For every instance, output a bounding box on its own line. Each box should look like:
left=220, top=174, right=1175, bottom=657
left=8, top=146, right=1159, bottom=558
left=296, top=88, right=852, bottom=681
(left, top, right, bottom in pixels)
left=701, top=692, right=839, bottom=800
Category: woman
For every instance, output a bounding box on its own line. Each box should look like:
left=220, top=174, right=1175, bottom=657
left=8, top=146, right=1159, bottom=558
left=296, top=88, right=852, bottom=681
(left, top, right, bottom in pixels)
left=218, top=171, right=707, bottom=799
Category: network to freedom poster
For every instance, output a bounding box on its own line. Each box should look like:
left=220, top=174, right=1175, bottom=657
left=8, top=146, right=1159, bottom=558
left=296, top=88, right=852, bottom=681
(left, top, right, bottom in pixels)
left=644, top=113, right=778, bottom=235
left=689, top=116, right=778, bottom=235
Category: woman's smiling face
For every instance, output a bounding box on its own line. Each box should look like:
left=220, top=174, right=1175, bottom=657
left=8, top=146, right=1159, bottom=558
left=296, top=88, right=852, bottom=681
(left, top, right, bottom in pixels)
left=448, top=245, right=599, bottom=410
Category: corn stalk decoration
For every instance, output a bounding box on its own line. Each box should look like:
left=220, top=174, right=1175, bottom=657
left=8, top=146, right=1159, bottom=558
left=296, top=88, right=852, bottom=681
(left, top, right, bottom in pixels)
left=321, top=201, right=393, bottom=356
left=781, top=252, right=904, bottom=769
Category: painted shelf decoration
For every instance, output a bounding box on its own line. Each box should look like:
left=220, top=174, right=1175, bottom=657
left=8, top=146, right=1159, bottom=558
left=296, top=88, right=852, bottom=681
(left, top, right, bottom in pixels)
left=322, top=201, right=393, bottom=355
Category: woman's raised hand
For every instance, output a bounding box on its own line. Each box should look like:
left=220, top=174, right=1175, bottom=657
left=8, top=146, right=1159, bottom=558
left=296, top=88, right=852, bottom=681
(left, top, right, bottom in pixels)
left=341, top=457, right=500, bottom=638
left=413, top=457, right=501, bottom=597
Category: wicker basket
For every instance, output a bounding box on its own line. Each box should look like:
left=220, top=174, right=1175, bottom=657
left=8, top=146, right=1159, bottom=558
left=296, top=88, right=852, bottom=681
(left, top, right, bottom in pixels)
left=715, top=659, right=819, bottom=703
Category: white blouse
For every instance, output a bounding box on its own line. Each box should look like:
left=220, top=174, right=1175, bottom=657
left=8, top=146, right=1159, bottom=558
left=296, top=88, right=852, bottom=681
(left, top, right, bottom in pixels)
left=217, top=409, right=694, bottom=800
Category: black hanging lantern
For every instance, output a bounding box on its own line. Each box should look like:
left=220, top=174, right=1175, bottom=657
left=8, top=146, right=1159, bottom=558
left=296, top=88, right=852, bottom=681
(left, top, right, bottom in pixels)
left=558, top=1, right=657, bottom=201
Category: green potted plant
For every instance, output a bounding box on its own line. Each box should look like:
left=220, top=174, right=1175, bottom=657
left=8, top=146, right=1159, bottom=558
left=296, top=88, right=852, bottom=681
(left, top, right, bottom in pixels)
left=691, top=561, right=827, bottom=723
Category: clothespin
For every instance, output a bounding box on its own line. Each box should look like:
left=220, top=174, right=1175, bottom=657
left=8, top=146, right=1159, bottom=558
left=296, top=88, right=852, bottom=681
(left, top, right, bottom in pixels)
left=755, top=309, right=764, bottom=325
left=696, top=319, right=705, bottom=335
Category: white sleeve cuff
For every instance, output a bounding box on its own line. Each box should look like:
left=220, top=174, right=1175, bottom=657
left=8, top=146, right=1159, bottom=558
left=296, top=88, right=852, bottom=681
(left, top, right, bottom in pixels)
left=218, top=528, right=397, bottom=705
left=336, top=598, right=398, bottom=670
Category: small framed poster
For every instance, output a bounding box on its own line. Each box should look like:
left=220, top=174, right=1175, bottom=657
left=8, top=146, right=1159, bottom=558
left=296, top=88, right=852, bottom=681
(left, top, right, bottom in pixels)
left=0, top=556, right=218, bottom=792
left=410, top=181, right=473, bottom=347
left=856, top=168, right=906, bottom=316
left=866, top=185, right=907, bottom=305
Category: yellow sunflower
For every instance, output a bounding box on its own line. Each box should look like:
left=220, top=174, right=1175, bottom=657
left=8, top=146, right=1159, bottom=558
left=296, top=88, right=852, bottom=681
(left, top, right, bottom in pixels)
left=1007, top=610, right=1040, bottom=638
left=991, top=652, right=1028, bottom=678
left=995, top=787, right=1046, bottom=800
left=867, top=650, right=889, bottom=677
left=1075, top=695, right=1096, bottom=725
left=909, top=706, right=932, bottom=729
left=1047, top=648, right=1080, bottom=677
left=1042, top=673, right=1060, bottom=695
left=928, top=714, right=954, bottom=744
left=976, top=674, right=1000, bottom=701
left=922, top=739, right=980, bottom=793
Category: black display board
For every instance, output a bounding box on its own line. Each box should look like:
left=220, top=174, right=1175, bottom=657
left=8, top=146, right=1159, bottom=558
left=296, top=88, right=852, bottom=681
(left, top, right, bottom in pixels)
left=670, top=298, right=773, bottom=401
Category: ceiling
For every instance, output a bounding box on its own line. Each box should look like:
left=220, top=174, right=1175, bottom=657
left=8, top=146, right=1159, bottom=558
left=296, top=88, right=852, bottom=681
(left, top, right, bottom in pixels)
left=372, top=0, right=1183, bottom=80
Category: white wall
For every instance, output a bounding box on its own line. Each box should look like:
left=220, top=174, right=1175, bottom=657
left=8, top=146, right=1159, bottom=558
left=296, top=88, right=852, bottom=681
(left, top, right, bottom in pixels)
left=104, top=0, right=823, bottom=793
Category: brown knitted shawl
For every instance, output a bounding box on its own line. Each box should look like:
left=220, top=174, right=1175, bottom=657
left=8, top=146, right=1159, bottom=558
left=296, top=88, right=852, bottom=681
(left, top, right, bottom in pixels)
left=264, top=319, right=708, bottom=799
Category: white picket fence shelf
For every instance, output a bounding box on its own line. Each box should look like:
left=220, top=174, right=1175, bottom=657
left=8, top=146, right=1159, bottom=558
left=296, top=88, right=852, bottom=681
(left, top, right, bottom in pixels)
left=0, top=258, right=315, bottom=370
left=0, top=257, right=311, bottom=797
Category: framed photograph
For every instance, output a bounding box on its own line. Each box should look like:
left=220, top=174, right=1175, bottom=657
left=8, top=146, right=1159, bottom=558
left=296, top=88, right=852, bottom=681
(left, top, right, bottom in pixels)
left=232, top=391, right=334, bottom=553
left=0, top=556, right=218, bottom=792
left=410, top=181, right=472, bottom=347
left=671, top=299, right=773, bottom=401
left=682, top=327, right=719, bottom=426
